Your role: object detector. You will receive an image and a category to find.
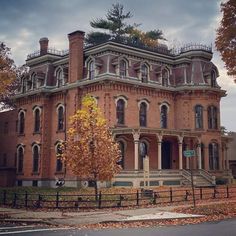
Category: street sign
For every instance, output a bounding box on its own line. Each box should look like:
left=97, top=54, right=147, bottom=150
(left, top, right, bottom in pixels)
left=183, top=150, right=195, bottom=157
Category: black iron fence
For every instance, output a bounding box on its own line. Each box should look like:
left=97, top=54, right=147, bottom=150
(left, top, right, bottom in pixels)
left=0, top=186, right=235, bottom=210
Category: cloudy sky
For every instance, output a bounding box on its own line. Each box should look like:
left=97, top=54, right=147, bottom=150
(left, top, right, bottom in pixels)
left=1, top=0, right=235, bottom=131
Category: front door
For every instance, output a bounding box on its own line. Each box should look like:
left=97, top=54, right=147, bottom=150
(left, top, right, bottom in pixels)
left=162, top=141, right=172, bottom=169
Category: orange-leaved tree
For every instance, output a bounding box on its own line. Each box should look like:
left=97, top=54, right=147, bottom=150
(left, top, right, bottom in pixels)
left=0, top=42, right=16, bottom=97
left=61, top=95, right=121, bottom=198
left=215, top=0, right=236, bottom=80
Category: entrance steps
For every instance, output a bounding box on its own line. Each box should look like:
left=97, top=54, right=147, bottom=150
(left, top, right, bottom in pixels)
left=181, top=169, right=216, bottom=187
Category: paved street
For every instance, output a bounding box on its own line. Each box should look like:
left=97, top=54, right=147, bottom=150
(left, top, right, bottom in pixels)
left=1, top=219, right=235, bottom=236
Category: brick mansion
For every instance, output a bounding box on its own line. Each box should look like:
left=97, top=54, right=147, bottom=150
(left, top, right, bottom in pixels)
left=0, top=30, right=233, bottom=187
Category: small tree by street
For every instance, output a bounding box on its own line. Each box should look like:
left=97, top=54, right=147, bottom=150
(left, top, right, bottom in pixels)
left=215, top=0, right=236, bottom=80
left=61, top=95, right=121, bottom=199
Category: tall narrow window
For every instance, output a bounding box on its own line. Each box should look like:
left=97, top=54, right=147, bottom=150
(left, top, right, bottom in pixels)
left=116, top=99, right=125, bottom=125
left=31, top=73, right=37, bottom=90
left=209, top=142, right=219, bottom=170
left=139, top=102, right=147, bottom=127
left=22, top=79, right=27, bottom=93
left=208, top=106, right=218, bottom=129
left=195, top=105, right=203, bottom=129
left=141, top=64, right=148, bottom=83
left=211, top=70, right=216, bottom=87
left=57, top=106, right=64, bottom=131
left=55, top=68, right=64, bottom=87
left=160, top=105, right=168, bottom=128
left=88, top=61, right=95, bottom=80
left=17, top=146, right=24, bottom=173
left=162, top=69, right=169, bottom=86
left=56, top=143, right=63, bottom=172
left=34, top=108, right=40, bottom=133
left=18, top=111, right=25, bottom=135
left=117, top=141, right=125, bottom=169
left=32, top=145, right=40, bottom=173
left=119, top=60, right=127, bottom=78
left=139, top=141, right=148, bottom=169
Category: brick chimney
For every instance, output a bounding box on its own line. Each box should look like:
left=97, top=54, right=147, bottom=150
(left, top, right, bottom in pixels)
left=68, top=30, right=85, bottom=83
left=39, top=37, right=49, bottom=55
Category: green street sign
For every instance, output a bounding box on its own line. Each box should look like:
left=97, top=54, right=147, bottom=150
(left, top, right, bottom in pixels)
left=183, top=150, right=195, bottom=157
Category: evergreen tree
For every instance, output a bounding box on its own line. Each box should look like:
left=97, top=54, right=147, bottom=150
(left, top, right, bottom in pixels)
left=85, top=3, right=165, bottom=47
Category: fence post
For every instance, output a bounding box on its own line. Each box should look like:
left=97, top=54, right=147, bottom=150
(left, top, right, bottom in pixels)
left=170, top=188, right=173, bottom=202
left=98, top=191, right=102, bottom=209
left=226, top=185, right=229, bottom=198
left=13, top=193, right=17, bottom=207
left=136, top=190, right=139, bottom=206
left=37, top=194, right=41, bottom=208
left=3, top=190, right=6, bottom=205
left=24, top=191, right=28, bottom=208
left=213, top=187, right=216, bottom=199
left=56, top=192, right=59, bottom=208
left=200, top=187, right=203, bottom=200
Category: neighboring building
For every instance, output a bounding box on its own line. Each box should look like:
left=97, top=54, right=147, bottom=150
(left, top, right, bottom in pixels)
left=0, top=110, right=17, bottom=187
left=0, top=30, right=233, bottom=187
left=228, top=132, right=236, bottom=178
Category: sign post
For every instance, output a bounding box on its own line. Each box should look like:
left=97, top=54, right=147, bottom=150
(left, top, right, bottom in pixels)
left=183, top=150, right=196, bottom=208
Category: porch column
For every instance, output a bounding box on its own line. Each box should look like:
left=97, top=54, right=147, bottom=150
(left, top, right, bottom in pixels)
left=157, top=135, right=162, bottom=170
left=225, top=146, right=229, bottom=170
left=204, top=146, right=209, bottom=171
left=178, top=136, right=183, bottom=169
left=219, top=144, right=223, bottom=170
left=133, top=131, right=140, bottom=170
left=197, top=139, right=202, bottom=169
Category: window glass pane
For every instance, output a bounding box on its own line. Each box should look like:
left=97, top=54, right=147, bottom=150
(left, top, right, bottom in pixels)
left=160, top=105, right=167, bottom=128
left=139, top=103, right=147, bottom=127
left=116, top=99, right=125, bottom=124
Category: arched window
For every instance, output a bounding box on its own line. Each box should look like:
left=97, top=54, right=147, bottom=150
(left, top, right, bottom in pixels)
left=34, top=108, right=41, bottom=133
left=18, top=111, right=25, bottom=135
left=88, top=61, right=95, bottom=80
left=31, top=73, right=37, bottom=90
left=208, top=106, right=218, bottom=129
left=117, top=141, right=125, bottom=169
left=162, top=69, right=169, bottom=86
left=17, top=146, right=24, bottom=173
left=139, top=141, right=148, bottom=169
left=119, top=60, right=127, bottom=78
left=56, top=143, right=63, bottom=172
left=57, top=105, right=64, bottom=131
left=139, top=102, right=147, bottom=127
left=116, top=99, right=125, bottom=125
left=141, top=64, right=148, bottom=83
left=55, top=67, right=64, bottom=87
left=160, top=105, right=168, bottom=128
left=211, top=70, right=217, bottom=87
left=209, top=142, right=219, bottom=170
left=32, top=145, right=40, bottom=173
left=22, top=78, right=27, bottom=93
left=195, top=105, right=203, bottom=129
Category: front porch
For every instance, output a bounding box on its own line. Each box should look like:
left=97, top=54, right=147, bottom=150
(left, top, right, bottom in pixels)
left=112, top=127, right=232, bottom=187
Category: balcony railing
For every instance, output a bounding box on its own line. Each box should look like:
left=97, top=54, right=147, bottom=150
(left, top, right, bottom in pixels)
left=27, top=48, right=69, bottom=60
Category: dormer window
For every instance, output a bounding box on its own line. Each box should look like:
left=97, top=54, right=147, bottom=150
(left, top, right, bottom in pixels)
left=211, top=70, right=217, bottom=87
left=31, top=73, right=37, bottom=90
left=55, top=67, right=64, bottom=87
left=162, top=68, right=170, bottom=87
left=21, top=78, right=27, bottom=93
left=119, top=59, right=127, bottom=78
left=88, top=60, right=95, bottom=80
left=141, top=64, right=148, bottom=83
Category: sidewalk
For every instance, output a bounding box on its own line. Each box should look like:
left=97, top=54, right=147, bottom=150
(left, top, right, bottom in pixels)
left=0, top=204, right=203, bottom=226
